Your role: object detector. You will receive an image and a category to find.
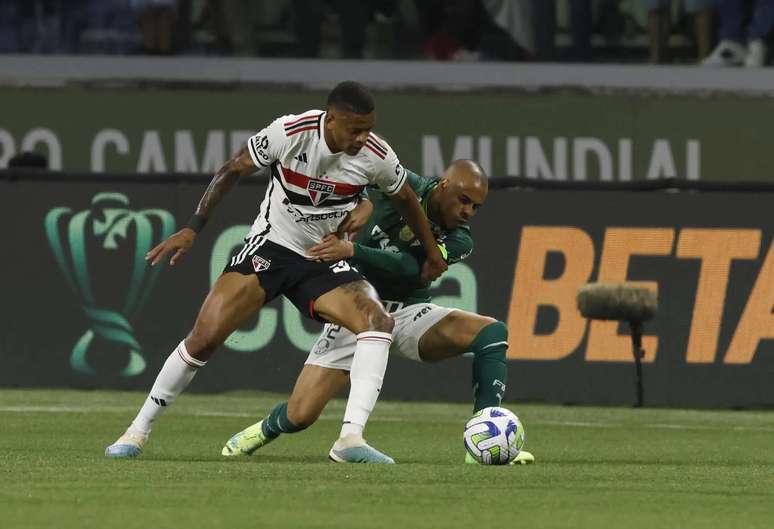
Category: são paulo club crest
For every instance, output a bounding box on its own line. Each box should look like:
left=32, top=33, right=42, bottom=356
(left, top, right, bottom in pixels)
left=252, top=254, right=271, bottom=272
left=307, top=179, right=336, bottom=206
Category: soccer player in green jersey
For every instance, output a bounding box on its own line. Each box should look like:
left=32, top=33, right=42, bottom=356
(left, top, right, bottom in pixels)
left=222, top=159, right=535, bottom=464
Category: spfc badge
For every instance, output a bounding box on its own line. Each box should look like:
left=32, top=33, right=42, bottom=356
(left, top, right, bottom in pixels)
left=307, top=179, right=336, bottom=206
left=252, top=254, right=271, bottom=272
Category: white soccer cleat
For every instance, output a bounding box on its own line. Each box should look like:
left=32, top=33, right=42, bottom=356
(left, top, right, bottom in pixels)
left=105, top=431, right=147, bottom=458
left=328, top=433, right=395, bottom=464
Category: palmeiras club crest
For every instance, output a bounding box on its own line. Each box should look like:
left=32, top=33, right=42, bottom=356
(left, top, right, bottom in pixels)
left=307, top=179, right=336, bottom=206
left=44, top=193, right=175, bottom=376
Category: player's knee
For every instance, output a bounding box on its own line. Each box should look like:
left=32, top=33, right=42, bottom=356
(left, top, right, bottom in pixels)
left=372, top=309, right=394, bottom=333
left=455, top=315, right=498, bottom=350
left=364, top=301, right=394, bottom=333
left=475, top=316, right=499, bottom=334
left=486, top=320, right=508, bottom=341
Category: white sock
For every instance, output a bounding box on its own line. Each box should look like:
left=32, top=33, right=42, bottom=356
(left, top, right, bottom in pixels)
left=340, top=331, right=392, bottom=439
left=128, top=341, right=205, bottom=437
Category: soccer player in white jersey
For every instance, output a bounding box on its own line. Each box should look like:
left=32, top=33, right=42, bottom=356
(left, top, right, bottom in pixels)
left=105, top=81, right=447, bottom=461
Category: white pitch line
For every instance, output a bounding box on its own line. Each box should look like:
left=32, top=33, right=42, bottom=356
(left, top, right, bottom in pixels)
left=2, top=405, right=774, bottom=432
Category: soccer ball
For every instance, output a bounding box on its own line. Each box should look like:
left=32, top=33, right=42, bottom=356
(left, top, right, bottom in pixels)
left=463, top=406, right=525, bottom=465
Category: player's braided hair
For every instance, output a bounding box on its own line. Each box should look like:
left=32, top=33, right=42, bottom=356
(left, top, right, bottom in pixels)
left=327, top=81, right=375, bottom=115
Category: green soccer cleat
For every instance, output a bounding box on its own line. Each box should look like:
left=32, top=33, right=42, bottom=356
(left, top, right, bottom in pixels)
left=465, top=450, right=536, bottom=465
left=105, top=431, right=147, bottom=458
left=328, top=434, right=395, bottom=464
left=222, top=420, right=275, bottom=456
left=511, top=450, right=536, bottom=465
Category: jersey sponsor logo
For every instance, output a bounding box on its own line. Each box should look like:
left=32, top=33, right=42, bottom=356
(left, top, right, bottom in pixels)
left=294, top=152, right=308, bottom=164
left=382, top=300, right=405, bottom=312
left=251, top=135, right=270, bottom=164
left=307, top=179, right=336, bottom=206
left=251, top=254, right=271, bottom=272
left=293, top=210, right=348, bottom=224
left=412, top=305, right=434, bottom=321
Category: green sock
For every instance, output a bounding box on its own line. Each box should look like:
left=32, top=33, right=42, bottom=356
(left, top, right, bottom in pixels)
left=261, top=401, right=307, bottom=439
left=470, top=321, right=509, bottom=411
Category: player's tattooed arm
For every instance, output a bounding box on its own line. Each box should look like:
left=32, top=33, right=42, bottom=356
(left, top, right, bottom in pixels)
left=194, top=146, right=256, bottom=218
left=145, top=146, right=256, bottom=267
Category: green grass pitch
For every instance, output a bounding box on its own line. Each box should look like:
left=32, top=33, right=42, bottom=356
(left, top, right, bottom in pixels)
left=2, top=389, right=772, bottom=529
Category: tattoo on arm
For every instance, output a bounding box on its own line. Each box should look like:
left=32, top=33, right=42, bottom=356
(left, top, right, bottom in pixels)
left=194, top=146, right=256, bottom=218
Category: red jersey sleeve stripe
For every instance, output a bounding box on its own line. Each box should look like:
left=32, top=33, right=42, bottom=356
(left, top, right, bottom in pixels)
left=368, top=134, right=388, bottom=152
left=286, top=125, right=319, bottom=137
left=366, top=138, right=388, bottom=156
left=284, top=113, right=323, bottom=127
left=285, top=120, right=318, bottom=133
left=285, top=118, right=319, bottom=130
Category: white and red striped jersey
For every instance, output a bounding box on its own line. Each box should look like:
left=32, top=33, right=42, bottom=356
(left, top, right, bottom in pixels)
left=245, top=109, right=407, bottom=256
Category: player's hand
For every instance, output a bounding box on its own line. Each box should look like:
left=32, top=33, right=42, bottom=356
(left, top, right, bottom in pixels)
left=421, top=251, right=448, bottom=282
left=336, top=198, right=373, bottom=238
left=307, top=234, right=354, bottom=262
left=145, top=228, right=196, bottom=266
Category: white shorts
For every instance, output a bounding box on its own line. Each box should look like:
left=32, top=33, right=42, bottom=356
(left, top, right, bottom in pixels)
left=305, top=302, right=456, bottom=370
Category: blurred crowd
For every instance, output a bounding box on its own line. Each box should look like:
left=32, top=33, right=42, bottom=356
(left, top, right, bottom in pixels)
left=0, top=0, right=773, bottom=65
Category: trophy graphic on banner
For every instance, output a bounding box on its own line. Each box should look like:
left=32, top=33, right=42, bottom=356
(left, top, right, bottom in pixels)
left=45, top=193, right=175, bottom=376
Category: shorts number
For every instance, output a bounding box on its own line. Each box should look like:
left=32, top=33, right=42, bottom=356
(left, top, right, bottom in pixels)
left=326, top=325, right=342, bottom=340
left=331, top=260, right=351, bottom=273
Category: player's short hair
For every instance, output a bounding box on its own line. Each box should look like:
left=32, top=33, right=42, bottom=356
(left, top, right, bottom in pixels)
left=327, top=81, right=375, bottom=114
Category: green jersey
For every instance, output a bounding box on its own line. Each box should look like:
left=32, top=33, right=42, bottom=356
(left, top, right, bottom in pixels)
left=351, top=171, right=473, bottom=306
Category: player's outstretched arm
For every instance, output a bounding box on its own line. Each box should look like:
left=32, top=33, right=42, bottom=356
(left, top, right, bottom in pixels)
left=388, top=182, right=447, bottom=282
left=146, top=146, right=257, bottom=266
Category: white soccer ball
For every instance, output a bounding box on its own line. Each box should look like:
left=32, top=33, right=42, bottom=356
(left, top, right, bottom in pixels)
left=463, top=406, right=526, bottom=465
